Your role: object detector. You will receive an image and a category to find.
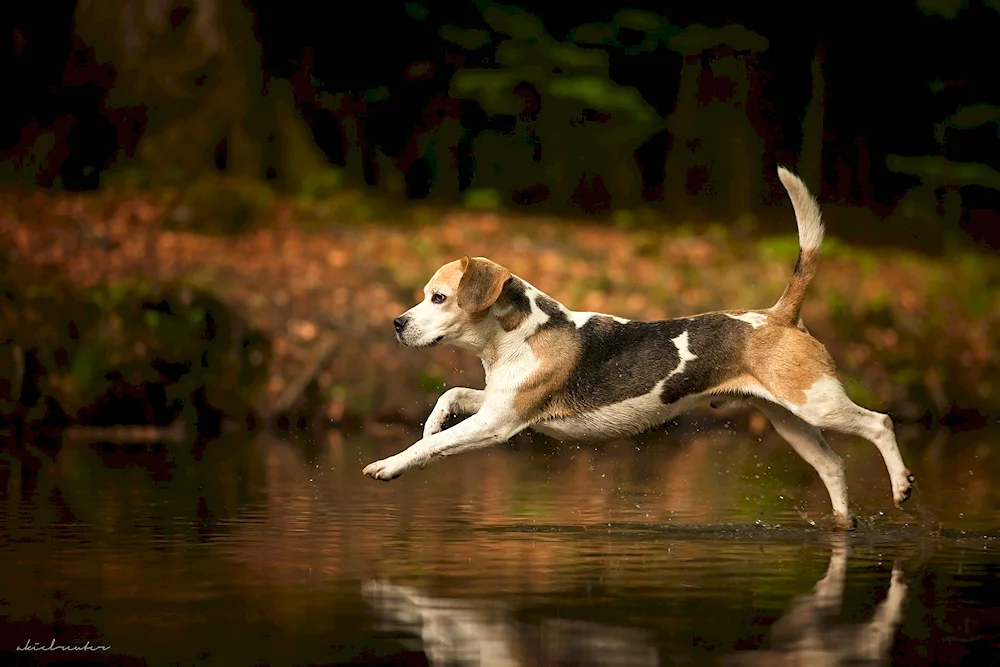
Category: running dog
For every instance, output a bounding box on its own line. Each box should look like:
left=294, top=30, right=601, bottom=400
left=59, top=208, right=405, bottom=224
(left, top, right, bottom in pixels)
left=364, top=167, right=913, bottom=530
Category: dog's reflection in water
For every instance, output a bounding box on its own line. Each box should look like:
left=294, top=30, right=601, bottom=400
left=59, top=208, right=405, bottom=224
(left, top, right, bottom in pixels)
left=363, top=538, right=908, bottom=667
left=362, top=581, right=658, bottom=667
left=727, top=536, right=909, bottom=666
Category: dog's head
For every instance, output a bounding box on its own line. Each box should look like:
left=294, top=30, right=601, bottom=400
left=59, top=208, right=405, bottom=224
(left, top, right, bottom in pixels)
left=394, top=256, right=512, bottom=349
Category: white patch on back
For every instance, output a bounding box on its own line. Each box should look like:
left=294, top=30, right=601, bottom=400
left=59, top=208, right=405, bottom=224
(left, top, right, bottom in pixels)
left=523, top=290, right=555, bottom=330
left=533, top=330, right=707, bottom=442
left=566, top=311, right=630, bottom=328
left=514, top=280, right=629, bottom=329
left=725, top=311, right=768, bottom=329
left=667, top=330, right=696, bottom=379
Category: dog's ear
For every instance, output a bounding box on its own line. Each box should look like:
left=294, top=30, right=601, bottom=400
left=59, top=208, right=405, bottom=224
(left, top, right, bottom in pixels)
left=457, top=257, right=512, bottom=313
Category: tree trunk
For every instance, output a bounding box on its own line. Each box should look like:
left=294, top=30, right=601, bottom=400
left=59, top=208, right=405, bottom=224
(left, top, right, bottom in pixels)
left=74, top=0, right=327, bottom=187
left=800, top=41, right=826, bottom=195
left=665, top=55, right=702, bottom=211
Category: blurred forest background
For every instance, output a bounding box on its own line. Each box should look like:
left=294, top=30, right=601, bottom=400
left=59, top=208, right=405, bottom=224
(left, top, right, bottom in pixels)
left=0, top=0, right=998, bottom=446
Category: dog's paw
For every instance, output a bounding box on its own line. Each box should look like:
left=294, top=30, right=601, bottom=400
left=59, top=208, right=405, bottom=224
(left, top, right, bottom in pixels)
left=363, top=455, right=409, bottom=481
left=890, top=565, right=908, bottom=589
left=833, top=513, right=858, bottom=532
left=893, top=471, right=915, bottom=507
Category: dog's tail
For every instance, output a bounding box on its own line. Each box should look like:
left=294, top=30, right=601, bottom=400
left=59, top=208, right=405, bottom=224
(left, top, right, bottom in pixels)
left=769, top=166, right=825, bottom=327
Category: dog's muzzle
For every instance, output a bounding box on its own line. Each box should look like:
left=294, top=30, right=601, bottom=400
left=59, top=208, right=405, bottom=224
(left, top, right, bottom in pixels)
left=393, top=316, right=409, bottom=343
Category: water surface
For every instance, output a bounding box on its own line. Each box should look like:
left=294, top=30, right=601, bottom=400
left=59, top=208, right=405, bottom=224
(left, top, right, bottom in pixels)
left=2, top=424, right=999, bottom=665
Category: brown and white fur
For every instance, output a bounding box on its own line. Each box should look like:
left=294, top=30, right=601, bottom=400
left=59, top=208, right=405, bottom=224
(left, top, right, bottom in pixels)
left=363, top=167, right=913, bottom=530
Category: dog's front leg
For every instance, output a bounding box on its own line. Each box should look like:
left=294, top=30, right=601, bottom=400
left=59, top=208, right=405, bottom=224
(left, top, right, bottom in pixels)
left=363, top=411, right=526, bottom=481
left=423, top=387, right=485, bottom=439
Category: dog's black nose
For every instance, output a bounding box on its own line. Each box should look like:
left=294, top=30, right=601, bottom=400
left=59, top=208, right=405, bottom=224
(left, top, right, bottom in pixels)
left=393, top=316, right=408, bottom=333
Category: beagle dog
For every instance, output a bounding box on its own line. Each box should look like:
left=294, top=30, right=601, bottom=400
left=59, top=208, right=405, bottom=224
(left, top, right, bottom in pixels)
left=364, top=167, right=913, bottom=530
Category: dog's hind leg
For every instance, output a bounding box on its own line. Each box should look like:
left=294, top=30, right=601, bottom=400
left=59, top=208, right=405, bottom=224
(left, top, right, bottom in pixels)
left=750, top=398, right=855, bottom=530
left=423, top=388, right=485, bottom=439
left=787, top=376, right=913, bottom=508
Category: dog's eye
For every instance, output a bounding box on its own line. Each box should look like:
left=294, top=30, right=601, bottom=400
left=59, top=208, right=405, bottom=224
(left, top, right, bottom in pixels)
left=431, top=293, right=447, bottom=304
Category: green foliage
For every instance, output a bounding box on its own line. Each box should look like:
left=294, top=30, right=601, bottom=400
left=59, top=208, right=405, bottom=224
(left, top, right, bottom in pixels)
left=297, top=183, right=443, bottom=231
left=536, top=41, right=608, bottom=70
left=445, top=1, right=660, bottom=132
left=362, top=87, right=391, bottom=103
left=450, top=70, right=520, bottom=115
left=0, top=273, right=270, bottom=422
left=439, top=25, right=492, bottom=50
left=667, top=24, right=769, bottom=55
left=102, top=165, right=184, bottom=189
left=442, top=4, right=663, bottom=209
left=917, top=0, right=969, bottom=19
left=886, top=155, right=1000, bottom=191
left=946, top=104, right=1000, bottom=131
left=463, top=187, right=502, bottom=210
left=0, top=131, right=56, bottom=186
left=612, top=209, right=636, bottom=229
left=889, top=1, right=1000, bottom=212
left=567, top=23, right=618, bottom=46
left=297, top=169, right=346, bottom=201
left=756, top=235, right=800, bottom=263
left=613, top=9, right=666, bottom=31
left=404, top=2, right=429, bottom=20
left=549, top=77, right=656, bottom=126
left=481, top=2, right=545, bottom=39
left=601, top=10, right=680, bottom=54
left=417, top=371, right=446, bottom=393
left=566, top=10, right=766, bottom=57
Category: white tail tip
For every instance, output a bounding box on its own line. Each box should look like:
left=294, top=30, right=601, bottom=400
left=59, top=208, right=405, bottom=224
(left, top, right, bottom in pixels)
left=777, top=166, right=825, bottom=250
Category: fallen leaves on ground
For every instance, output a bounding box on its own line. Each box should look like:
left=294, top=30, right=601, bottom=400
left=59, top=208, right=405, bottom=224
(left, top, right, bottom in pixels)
left=0, top=189, right=996, bottom=424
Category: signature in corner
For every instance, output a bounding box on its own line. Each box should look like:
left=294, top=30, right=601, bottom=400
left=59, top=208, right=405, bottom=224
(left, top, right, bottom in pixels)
left=16, top=639, right=111, bottom=652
